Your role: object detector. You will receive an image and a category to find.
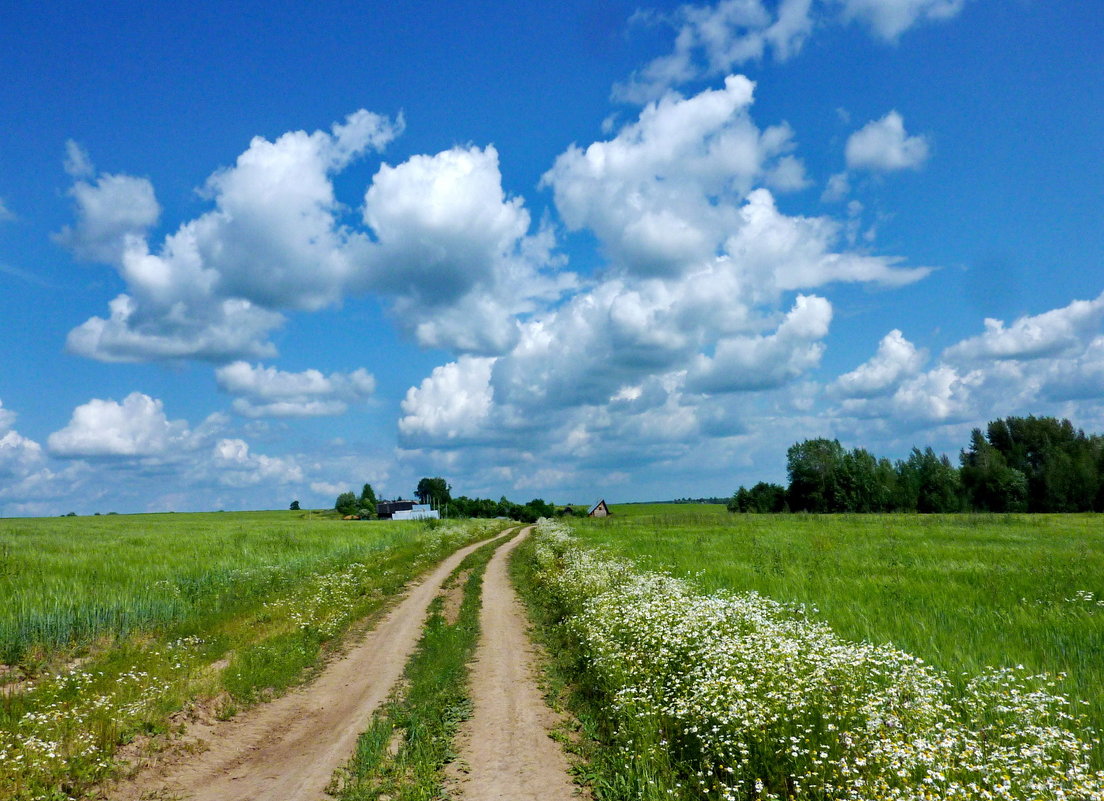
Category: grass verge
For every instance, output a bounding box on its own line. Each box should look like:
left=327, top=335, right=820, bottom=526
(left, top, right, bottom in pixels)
left=331, top=529, right=515, bottom=800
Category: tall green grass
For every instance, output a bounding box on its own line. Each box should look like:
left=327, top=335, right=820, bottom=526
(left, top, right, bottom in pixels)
left=0, top=511, right=429, bottom=663
left=571, top=508, right=1104, bottom=762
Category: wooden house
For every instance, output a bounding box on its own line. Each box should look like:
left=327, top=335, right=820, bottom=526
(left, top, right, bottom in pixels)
left=587, top=499, right=610, bottom=517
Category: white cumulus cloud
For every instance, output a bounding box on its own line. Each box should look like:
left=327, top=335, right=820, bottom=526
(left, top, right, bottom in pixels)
left=832, top=329, right=926, bottom=398
left=943, top=291, right=1104, bottom=363
left=845, top=111, right=930, bottom=172
left=209, top=438, right=303, bottom=487
left=545, top=76, right=807, bottom=277
left=399, top=357, right=496, bottom=444
left=65, top=110, right=402, bottom=363
left=687, top=293, right=833, bottom=392
left=215, top=361, right=376, bottom=418
left=54, top=171, right=161, bottom=263
left=48, top=392, right=195, bottom=458
left=0, top=400, right=44, bottom=478
left=363, top=145, right=570, bottom=354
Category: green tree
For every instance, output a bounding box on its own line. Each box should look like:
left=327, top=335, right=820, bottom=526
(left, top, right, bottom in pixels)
left=335, top=491, right=358, bottom=516
left=895, top=448, right=962, bottom=512
left=786, top=439, right=845, bottom=512
left=358, top=483, right=378, bottom=517
left=415, top=477, right=451, bottom=508
left=960, top=429, right=1028, bottom=512
left=729, top=482, right=787, bottom=513
left=289, top=500, right=300, bottom=511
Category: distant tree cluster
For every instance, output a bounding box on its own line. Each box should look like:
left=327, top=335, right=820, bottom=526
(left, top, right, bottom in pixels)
left=335, top=483, right=378, bottom=518
left=415, top=477, right=451, bottom=509
left=730, top=416, right=1104, bottom=514
left=666, top=496, right=729, bottom=505
left=326, top=475, right=558, bottom=523
left=447, top=495, right=556, bottom=523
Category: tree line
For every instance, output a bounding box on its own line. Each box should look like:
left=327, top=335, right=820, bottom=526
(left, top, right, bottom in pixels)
left=328, top=476, right=561, bottom=523
left=730, top=416, right=1104, bottom=514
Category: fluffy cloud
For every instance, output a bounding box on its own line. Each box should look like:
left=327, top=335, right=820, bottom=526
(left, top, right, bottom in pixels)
left=209, top=438, right=303, bottom=487
left=399, top=357, right=495, bottom=444
left=68, top=294, right=283, bottom=363
left=687, top=294, right=832, bottom=392
left=943, top=291, right=1104, bottom=363
left=1, top=392, right=312, bottom=514
left=397, top=79, right=933, bottom=470
left=64, top=114, right=568, bottom=362
left=834, top=293, right=1104, bottom=431
left=0, top=400, right=44, bottom=478
left=215, top=361, right=376, bottom=417
left=54, top=171, right=161, bottom=263
left=845, top=111, right=930, bottom=172
left=832, top=329, right=926, bottom=397
left=546, top=76, right=806, bottom=277
left=47, top=392, right=195, bottom=457
left=837, top=0, right=968, bottom=41
left=363, top=145, right=570, bottom=354
left=66, top=110, right=402, bottom=363
left=614, top=0, right=815, bottom=103
left=1042, top=336, right=1104, bottom=402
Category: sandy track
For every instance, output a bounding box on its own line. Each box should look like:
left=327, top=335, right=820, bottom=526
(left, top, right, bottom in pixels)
left=114, top=533, right=502, bottom=801
left=455, top=525, right=578, bottom=801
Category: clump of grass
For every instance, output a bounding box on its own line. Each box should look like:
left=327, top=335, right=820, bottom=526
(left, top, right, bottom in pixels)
left=517, top=519, right=1104, bottom=801
left=332, top=531, right=513, bottom=800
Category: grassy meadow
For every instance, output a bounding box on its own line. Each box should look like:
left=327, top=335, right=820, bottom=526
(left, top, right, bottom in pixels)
left=0, top=510, right=504, bottom=800
left=570, top=506, right=1104, bottom=757
left=518, top=512, right=1104, bottom=799
left=0, top=510, right=442, bottom=663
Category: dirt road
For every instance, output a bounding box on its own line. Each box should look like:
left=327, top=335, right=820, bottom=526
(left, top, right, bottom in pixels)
left=454, top=526, right=578, bottom=800
left=114, top=533, right=502, bottom=801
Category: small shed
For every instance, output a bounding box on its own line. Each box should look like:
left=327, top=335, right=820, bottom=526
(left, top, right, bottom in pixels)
left=587, top=499, right=610, bottom=517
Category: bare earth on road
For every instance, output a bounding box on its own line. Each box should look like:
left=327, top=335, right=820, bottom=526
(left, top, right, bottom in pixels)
left=111, top=533, right=498, bottom=801
left=453, top=525, right=579, bottom=801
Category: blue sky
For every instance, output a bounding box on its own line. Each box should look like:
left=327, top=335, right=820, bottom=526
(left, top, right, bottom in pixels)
left=1, top=0, right=1102, bottom=515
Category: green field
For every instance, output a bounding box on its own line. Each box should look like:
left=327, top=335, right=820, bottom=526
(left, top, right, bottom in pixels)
left=0, top=511, right=502, bottom=800
left=571, top=506, right=1104, bottom=756
left=0, top=510, right=445, bottom=662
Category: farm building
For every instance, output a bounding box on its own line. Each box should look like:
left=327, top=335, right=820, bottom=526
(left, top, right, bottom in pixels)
left=392, top=504, right=439, bottom=521
left=588, top=499, right=610, bottom=517
left=376, top=499, right=414, bottom=519
left=377, top=499, right=440, bottom=520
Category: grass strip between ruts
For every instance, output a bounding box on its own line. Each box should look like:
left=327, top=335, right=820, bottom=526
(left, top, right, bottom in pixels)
left=330, top=529, right=516, bottom=800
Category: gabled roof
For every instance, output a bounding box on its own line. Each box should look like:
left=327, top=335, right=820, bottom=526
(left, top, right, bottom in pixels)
left=587, top=499, right=608, bottom=515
